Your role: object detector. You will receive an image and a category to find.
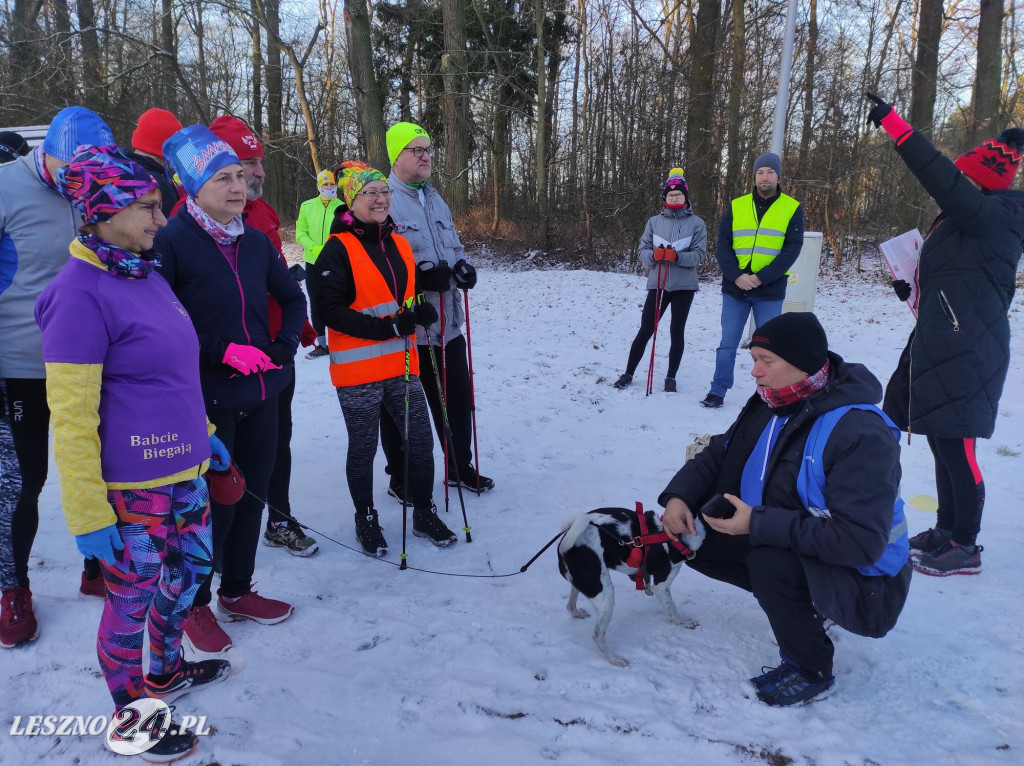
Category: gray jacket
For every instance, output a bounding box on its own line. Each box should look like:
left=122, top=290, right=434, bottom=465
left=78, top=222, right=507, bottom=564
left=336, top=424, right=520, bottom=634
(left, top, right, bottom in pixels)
left=638, top=206, right=707, bottom=292
left=387, top=171, right=466, bottom=345
left=0, top=152, right=81, bottom=378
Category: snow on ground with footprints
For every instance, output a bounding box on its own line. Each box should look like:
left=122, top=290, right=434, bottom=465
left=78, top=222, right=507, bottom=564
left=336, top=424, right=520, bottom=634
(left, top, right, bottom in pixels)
left=3, top=250, right=1023, bottom=765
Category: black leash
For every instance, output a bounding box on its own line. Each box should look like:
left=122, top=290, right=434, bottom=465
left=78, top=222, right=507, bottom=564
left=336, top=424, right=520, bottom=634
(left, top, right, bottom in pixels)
left=253, top=488, right=556, bottom=578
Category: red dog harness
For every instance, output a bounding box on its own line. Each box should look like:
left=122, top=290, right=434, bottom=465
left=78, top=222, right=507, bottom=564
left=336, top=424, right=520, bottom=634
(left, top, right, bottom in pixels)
left=625, top=501, right=693, bottom=590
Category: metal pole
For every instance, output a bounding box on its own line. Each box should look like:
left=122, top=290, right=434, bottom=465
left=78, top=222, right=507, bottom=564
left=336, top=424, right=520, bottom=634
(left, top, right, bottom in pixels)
left=771, top=0, right=800, bottom=156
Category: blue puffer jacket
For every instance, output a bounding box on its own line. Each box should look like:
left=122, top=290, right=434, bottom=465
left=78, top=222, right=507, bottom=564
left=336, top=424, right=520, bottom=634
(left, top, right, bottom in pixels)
left=154, top=210, right=306, bottom=410
left=660, top=353, right=912, bottom=638
left=883, top=130, right=1024, bottom=438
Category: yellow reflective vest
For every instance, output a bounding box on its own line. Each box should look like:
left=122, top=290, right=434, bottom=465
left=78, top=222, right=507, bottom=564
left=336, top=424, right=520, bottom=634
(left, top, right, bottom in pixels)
left=730, top=193, right=800, bottom=273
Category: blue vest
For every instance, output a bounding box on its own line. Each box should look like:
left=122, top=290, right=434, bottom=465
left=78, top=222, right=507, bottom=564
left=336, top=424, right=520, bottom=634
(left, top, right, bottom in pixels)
left=796, top=405, right=909, bottom=577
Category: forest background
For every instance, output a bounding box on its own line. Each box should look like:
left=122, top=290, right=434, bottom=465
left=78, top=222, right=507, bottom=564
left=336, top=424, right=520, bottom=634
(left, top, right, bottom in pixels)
left=1, top=0, right=1020, bottom=268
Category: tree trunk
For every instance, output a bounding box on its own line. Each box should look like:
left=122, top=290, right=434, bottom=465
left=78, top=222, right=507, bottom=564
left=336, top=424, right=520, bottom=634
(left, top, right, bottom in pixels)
left=344, top=0, right=389, bottom=171
left=161, top=0, right=178, bottom=110
left=684, top=0, right=721, bottom=216
left=535, top=0, right=549, bottom=248
left=441, top=0, right=470, bottom=213
left=251, top=0, right=264, bottom=134
left=909, top=0, right=942, bottom=136
left=724, top=0, right=746, bottom=201
left=77, top=0, right=105, bottom=111
left=969, top=0, right=1004, bottom=143
left=797, top=0, right=817, bottom=178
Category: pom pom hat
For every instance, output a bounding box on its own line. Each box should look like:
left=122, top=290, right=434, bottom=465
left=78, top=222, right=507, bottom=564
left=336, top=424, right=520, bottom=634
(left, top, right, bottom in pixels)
left=953, top=128, right=1024, bottom=191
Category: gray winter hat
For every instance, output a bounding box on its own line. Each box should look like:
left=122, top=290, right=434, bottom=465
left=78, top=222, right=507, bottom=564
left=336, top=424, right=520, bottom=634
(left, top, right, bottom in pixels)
left=753, top=152, right=782, bottom=178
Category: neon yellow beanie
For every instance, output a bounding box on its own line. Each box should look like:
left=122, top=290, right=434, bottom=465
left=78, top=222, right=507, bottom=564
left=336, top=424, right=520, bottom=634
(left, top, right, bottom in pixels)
left=386, top=122, right=430, bottom=167
left=317, top=169, right=335, bottom=187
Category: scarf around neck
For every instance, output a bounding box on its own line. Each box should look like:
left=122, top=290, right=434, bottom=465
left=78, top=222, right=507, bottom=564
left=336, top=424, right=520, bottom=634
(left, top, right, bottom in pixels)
left=757, top=360, right=830, bottom=409
left=186, top=196, right=245, bottom=245
left=78, top=233, right=160, bottom=279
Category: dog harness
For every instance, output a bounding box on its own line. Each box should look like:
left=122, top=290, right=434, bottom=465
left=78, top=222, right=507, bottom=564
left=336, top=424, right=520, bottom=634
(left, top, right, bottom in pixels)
left=624, top=502, right=693, bottom=590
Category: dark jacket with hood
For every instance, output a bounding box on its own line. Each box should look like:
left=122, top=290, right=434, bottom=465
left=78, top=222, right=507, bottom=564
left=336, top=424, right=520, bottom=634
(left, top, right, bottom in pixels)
left=882, top=130, right=1024, bottom=439
left=154, top=209, right=306, bottom=410
left=125, top=150, right=179, bottom=219
left=660, top=353, right=912, bottom=638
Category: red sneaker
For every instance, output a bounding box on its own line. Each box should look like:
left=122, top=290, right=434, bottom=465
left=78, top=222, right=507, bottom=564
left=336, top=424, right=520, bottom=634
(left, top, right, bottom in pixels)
left=80, top=570, right=106, bottom=598
left=216, top=590, right=293, bottom=625
left=182, top=605, right=232, bottom=656
left=1, top=588, right=39, bottom=648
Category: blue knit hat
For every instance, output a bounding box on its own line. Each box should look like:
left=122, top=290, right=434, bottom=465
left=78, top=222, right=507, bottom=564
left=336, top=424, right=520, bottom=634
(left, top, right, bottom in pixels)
left=753, top=152, right=782, bottom=178
left=162, top=125, right=240, bottom=198
left=42, top=107, right=115, bottom=163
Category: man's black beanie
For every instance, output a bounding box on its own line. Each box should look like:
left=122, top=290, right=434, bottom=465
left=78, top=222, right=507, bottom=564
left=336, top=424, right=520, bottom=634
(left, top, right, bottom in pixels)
left=749, top=312, right=829, bottom=375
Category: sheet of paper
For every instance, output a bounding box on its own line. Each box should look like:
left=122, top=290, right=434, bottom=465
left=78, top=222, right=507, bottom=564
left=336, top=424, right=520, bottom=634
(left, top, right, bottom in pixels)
left=879, top=229, right=922, bottom=318
left=653, top=234, right=693, bottom=250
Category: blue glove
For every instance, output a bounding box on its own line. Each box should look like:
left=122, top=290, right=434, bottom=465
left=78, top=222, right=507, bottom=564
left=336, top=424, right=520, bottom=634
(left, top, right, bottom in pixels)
left=209, top=434, right=231, bottom=472
left=75, top=524, right=125, bottom=562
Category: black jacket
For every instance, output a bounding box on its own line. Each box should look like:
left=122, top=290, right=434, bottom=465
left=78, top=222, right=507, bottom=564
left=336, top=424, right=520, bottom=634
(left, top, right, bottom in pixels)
left=882, top=131, right=1024, bottom=438
left=154, top=210, right=306, bottom=409
left=125, top=150, right=180, bottom=219
left=660, top=353, right=912, bottom=638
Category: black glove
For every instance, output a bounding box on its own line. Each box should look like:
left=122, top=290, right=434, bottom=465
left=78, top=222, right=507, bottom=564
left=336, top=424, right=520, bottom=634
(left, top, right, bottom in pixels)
left=417, top=260, right=452, bottom=293
left=264, top=340, right=296, bottom=367
left=414, top=300, right=438, bottom=327
left=452, top=259, right=477, bottom=289
left=288, top=263, right=306, bottom=282
left=865, top=92, right=892, bottom=129
left=891, top=279, right=911, bottom=302
left=393, top=307, right=418, bottom=337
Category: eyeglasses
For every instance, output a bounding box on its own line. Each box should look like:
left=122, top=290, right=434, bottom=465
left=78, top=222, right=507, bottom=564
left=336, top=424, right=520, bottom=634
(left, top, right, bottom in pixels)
left=130, top=201, right=163, bottom=219
left=402, top=146, right=434, bottom=158
left=357, top=188, right=392, bottom=199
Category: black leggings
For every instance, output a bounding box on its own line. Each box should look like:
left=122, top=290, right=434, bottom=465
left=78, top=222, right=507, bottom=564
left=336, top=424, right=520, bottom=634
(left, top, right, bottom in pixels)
left=928, top=435, right=985, bottom=546
left=305, top=264, right=325, bottom=340
left=195, top=395, right=279, bottom=605
left=266, top=365, right=295, bottom=528
left=0, top=378, right=49, bottom=590
left=624, top=289, right=695, bottom=379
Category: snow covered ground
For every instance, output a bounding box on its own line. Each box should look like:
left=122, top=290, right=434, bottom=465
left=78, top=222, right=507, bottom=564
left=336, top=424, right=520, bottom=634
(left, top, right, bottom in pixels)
left=3, top=255, right=1023, bottom=765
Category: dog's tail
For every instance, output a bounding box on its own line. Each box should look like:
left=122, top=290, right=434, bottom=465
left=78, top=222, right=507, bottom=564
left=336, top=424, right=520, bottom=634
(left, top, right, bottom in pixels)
left=558, top=514, right=594, bottom=554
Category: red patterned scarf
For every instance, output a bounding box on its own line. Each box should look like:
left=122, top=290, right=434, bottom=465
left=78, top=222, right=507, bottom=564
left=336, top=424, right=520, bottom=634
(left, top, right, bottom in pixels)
left=757, top=360, right=830, bottom=409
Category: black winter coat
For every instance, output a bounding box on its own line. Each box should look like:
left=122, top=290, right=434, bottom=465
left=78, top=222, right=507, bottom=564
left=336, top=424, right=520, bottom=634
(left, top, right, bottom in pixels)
left=660, top=353, right=912, bottom=638
left=883, top=130, right=1024, bottom=438
left=155, top=210, right=306, bottom=409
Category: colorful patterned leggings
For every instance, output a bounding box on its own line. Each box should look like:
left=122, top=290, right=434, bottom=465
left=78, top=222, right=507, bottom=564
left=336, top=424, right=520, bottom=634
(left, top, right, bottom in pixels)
left=98, top=477, right=213, bottom=709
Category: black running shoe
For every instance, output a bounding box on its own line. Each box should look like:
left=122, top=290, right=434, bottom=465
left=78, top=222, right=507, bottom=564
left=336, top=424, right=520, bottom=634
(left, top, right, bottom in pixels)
left=386, top=478, right=411, bottom=504
left=413, top=506, right=458, bottom=547
left=355, top=510, right=388, bottom=556
left=612, top=373, right=633, bottom=389
left=305, top=345, right=329, bottom=360
left=700, top=393, right=724, bottom=408
left=664, top=377, right=677, bottom=393
left=446, top=468, right=495, bottom=493
left=144, top=659, right=231, bottom=704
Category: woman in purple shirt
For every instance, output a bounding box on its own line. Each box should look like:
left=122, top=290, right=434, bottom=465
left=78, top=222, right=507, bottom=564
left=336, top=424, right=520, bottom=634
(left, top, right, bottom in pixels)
left=36, top=146, right=231, bottom=763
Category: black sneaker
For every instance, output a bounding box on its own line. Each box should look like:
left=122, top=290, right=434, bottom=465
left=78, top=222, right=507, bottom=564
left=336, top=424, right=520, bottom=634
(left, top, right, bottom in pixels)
left=355, top=510, right=388, bottom=557
left=612, top=373, right=633, bottom=389
left=144, top=658, right=231, bottom=704
left=751, top=661, right=835, bottom=707
left=913, top=541, right=983, bottom=576
left=908, top=527, right=952, bottom=558
left=305, top=345, right=329, bottom=360
left=136, top=726, right=198, bottom=763
left=263, top=522, right=319, bottom=557
left=386, top=477, right=411, bottom=504
left=446, top=468, right=495, bottom=493
left=664, top=377, right=677, bottom=393
left=700, top=393, right=724, bottom=408
left=413, top=506, right=458, bottom=547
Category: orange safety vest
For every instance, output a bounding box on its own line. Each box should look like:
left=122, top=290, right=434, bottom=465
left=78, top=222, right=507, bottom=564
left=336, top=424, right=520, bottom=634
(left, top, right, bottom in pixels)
left=327, top=232, right=419, bottom=387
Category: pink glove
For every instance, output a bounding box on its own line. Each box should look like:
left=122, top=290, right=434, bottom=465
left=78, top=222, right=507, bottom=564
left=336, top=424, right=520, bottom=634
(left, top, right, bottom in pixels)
left=223, top=343, right=278, bottom=375
left=880, top=110, right=912, bottom=143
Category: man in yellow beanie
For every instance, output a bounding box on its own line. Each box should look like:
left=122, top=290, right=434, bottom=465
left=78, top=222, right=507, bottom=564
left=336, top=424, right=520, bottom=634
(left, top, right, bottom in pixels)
left=379, top=122, right=494, bottom=497
left=296, top=169, right=342, bottom=359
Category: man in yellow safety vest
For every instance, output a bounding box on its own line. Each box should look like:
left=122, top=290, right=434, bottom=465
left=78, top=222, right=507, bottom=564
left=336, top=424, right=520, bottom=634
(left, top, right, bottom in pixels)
left=700, top=152, right=804, bottom=409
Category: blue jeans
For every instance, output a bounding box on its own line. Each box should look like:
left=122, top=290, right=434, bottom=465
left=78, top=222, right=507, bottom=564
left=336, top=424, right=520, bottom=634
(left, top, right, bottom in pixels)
left=710, top=293, right=784, bottom=396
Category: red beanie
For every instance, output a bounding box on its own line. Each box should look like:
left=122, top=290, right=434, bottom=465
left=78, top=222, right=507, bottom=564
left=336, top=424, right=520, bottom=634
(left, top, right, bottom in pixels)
left=131, top=108, right=183, bottom=158
left=209, top=115, right=263, bottom=160
left=953, top=128, right=1024, bottom=191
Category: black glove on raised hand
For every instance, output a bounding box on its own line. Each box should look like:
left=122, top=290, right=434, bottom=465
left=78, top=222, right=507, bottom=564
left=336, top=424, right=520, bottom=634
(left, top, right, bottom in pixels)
left=891, top=279, right=911, bottom=302
left=417, top=260, right=452, bottom=293
left=393, top=307, right=418, bottom=337
left=288, top=263, right=306, bottom=282
left=264, top=340, right=296, bottom=367
left=452, top=259, right=477, bottom=289
left=865, top=92, right=892, bottom=129
left=414, top=300, right=438, bottom=327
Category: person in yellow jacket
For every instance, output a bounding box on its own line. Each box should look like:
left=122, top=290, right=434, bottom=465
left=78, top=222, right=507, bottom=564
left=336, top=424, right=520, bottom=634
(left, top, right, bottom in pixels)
left=700, top=152, right=804, bottom=409
left=312, top=162, right=458, bottom=556
left=297, top=169, right=343, bottom=358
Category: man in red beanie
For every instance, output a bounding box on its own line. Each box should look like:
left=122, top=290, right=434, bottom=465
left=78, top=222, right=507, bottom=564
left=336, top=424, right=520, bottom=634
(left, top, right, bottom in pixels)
left=209, top=115, right=319, bottom=558
left=866, top=93, right=1024, bottom=576
left=126, top=108, right=182, bottom=217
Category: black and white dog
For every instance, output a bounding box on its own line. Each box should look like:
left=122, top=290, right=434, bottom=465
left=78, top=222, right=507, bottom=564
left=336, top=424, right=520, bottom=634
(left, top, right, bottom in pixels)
left=557, top=507, right=705, bottom=666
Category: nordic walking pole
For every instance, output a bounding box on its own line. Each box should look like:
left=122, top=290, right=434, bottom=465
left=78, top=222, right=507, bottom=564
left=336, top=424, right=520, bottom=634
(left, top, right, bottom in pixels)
left=438, top=294, right=450, bottom=511
left=646, top=260, right=668, bottom=396
left=464, top=291, right=481, bottom=492
left=400, top=328, right=411, bottom=570
left=422, top=317, right=472, bottom=543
